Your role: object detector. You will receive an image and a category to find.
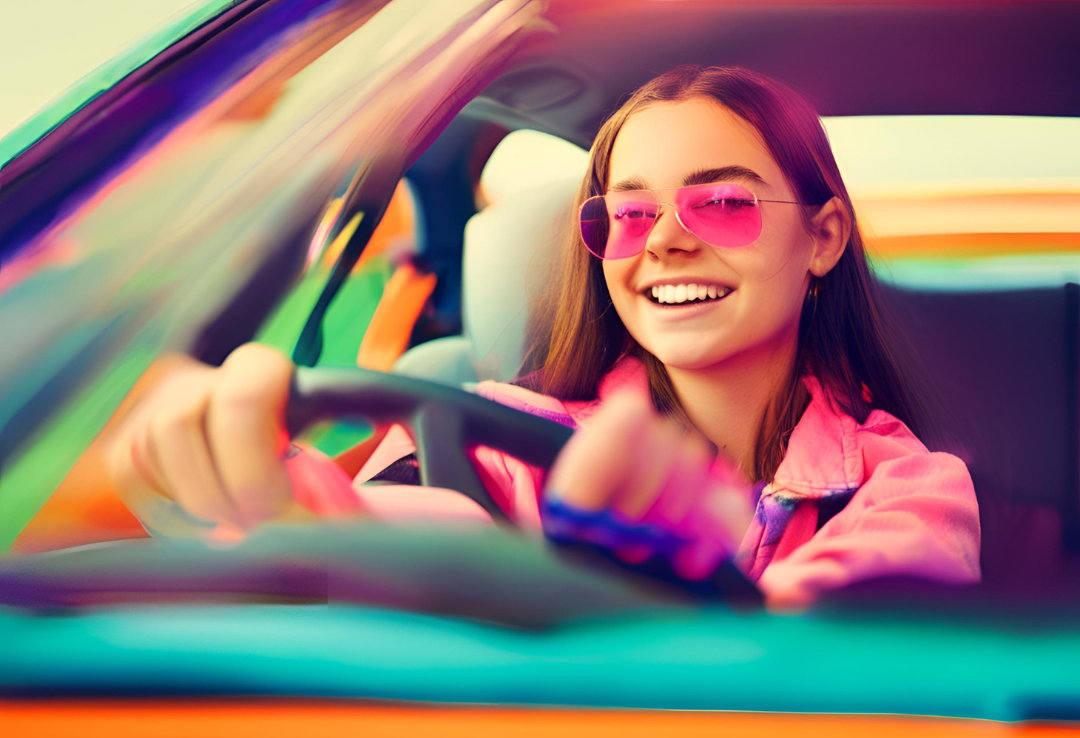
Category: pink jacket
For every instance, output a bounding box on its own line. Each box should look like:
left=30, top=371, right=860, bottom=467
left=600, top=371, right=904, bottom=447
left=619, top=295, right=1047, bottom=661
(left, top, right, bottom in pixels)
left=287, top=356, right=982, bottom=605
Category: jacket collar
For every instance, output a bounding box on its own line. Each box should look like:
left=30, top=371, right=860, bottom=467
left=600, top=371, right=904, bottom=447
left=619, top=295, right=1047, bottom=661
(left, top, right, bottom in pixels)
left=770, top=375, right=864, bottom=497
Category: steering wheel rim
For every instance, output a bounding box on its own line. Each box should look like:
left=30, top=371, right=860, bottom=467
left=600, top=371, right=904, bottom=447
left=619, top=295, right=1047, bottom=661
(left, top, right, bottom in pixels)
left=287, top=366, right=575, bottom=526
left=0, top=366, right=761, bottom=614
left=286, top=366, right=763, bottom=607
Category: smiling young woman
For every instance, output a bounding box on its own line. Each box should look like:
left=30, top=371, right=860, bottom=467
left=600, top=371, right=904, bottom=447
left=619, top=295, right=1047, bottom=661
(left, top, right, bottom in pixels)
left=526, top=67, right=920, bottom=485
left=511, top=66, right=980, bottom=603
left=100, top=66, right=981, bottom=608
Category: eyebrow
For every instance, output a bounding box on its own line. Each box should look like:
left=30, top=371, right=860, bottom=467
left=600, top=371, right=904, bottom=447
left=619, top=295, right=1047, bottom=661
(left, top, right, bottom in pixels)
left=608, top=165, right=768, bottom=192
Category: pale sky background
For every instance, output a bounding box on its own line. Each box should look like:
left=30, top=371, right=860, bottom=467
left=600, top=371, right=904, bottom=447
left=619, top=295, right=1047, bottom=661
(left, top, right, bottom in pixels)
left=0, top=0, right=197, bottom=140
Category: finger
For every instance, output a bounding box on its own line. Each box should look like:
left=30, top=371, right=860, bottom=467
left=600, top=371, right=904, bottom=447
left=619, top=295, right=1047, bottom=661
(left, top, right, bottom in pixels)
left=669, top=446, right=753, bottom=580
left=124, top=417, right=170, bottom=498
left=146, top=371, right=241, bottom=527
left=545, top=390, right=654, bottom=511
left=609, top=415, right=682, bottom=521
left=109, top=416, right=200, bottom=536
left=109, top=421, right=169, bottom=511
left=681, top=456, right=755, bottom=549
left=610, top=429, right=709, bottom=564
left=673, top=536, right=732, bottom=581
left=206, top=344, right=295, bottom=527
left=107, top=374, right=180, bottom=498
left=646, top=432, right=714, bottom=526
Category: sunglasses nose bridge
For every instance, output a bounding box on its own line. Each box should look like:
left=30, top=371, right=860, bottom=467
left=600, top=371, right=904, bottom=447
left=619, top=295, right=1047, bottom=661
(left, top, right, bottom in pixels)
left=653, top=199, right=699, bottom=245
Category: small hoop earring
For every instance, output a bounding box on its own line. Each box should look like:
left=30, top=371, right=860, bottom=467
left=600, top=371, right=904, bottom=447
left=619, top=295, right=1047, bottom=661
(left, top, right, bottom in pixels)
left=805, top=279, right=820, bottom=322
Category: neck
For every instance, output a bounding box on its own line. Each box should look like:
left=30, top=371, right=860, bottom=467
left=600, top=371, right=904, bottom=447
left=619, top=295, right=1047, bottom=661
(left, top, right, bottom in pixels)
left=664, top=330, right=800, bottom=483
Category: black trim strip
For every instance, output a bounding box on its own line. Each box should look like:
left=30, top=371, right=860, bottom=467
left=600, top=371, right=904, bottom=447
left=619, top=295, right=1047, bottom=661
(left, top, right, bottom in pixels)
left=1063, top=282, right=1080, bottom=550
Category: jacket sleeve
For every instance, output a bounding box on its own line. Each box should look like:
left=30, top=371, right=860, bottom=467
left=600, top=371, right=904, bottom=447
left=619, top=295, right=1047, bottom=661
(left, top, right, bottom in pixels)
left=285, top=422, right=544, bottom=528
left=757, top=426, right=982, bottom=609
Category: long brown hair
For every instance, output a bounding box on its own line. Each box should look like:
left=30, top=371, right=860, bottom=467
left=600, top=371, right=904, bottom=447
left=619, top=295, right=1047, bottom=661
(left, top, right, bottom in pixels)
left=520, top=65, right=927, bottom=483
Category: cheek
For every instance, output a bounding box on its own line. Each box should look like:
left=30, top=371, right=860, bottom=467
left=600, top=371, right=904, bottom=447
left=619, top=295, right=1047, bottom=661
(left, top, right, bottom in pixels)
left=735, top=271, right=809, bottom=350
left=729, top=238, right=811, bottom=336
left=752, top=217, right=810, bottom=276
left=603, top=261, right=649, bottom=342
left=742, top=218, right=813, bottom=297
left=602, top=261, right=637, bottom=304
left=745, top=283, right=805, bottom=337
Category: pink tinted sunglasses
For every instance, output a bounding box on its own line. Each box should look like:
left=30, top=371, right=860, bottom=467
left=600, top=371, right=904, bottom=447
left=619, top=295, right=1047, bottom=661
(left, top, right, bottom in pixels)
left=579, top=182, right=803, bottom=260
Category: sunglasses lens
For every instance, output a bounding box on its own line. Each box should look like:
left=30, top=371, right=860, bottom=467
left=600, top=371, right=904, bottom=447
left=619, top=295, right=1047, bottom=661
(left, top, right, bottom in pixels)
left=580, top=192, right=659, bottom=259
left=580, top=184, right=763, bottom=259
left=676, top=184, right=761, bottom=248
left=580, top=196, right=611, bottom=258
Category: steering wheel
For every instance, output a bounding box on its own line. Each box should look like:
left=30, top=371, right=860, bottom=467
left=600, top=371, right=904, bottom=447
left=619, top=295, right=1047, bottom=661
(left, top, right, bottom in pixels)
left=0, top=367, right=760, bottom=623
left=287, top=366, right=575, bottom=525
left=287, top=366, right=762, bottom=606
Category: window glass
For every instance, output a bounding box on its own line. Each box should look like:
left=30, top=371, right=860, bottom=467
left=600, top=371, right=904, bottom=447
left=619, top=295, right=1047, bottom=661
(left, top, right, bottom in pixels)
left=256, top=180, right=418, bottom=455
left=256, top=180, right=418, bottom=364
left=823, top=116, right=1080, bottom=290
left=478, top=120, right=1080, bottom=292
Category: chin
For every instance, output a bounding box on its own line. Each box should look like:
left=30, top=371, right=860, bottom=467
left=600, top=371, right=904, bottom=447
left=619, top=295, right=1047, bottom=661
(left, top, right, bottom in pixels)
left=646, top=341, right=733, bottom=372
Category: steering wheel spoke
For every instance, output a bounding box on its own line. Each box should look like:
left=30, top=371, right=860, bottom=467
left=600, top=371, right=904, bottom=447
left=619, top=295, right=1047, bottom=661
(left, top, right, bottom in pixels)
left=413, top=401, right=509, bottom=524
left=287, top=367, right=573, bottom=527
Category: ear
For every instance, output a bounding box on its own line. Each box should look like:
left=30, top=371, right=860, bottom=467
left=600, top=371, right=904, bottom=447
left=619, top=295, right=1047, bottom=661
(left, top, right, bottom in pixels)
left=807, top=197, right=851, bottom=278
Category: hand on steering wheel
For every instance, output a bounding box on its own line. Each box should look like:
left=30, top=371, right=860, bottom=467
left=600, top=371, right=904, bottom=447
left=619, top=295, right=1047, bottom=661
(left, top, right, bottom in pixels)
left=106, top=344, right=312, bottom=537
left=543, top=391, right=755, bottom=582
left=107, top=343, right=571, bottom=537
left=106, top=343, right=759, bottom=603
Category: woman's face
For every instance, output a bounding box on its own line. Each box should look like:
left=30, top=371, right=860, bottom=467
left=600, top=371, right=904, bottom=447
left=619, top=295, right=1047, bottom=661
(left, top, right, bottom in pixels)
left=602, top=98, right=816, bottom=372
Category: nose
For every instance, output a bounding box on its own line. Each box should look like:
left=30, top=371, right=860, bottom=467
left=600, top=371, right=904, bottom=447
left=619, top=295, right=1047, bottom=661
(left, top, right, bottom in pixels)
left=644, top=201, right=703, bottom=260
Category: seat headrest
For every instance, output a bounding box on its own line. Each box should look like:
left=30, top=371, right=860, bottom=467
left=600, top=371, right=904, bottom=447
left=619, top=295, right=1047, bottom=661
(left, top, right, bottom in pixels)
left=393, top=130, right=587, bottom=385
left=462, top=175, right=579, bottom=381
left=480, top=129, right=589, bottom=206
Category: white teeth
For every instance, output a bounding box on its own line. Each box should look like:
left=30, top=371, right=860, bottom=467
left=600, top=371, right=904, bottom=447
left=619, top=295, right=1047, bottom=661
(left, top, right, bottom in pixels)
left=647, top=283, right=731, bottom=304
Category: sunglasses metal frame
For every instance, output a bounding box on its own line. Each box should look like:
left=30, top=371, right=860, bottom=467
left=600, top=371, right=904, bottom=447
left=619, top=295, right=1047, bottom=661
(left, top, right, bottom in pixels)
left=579, top=182, right=804, bottom=260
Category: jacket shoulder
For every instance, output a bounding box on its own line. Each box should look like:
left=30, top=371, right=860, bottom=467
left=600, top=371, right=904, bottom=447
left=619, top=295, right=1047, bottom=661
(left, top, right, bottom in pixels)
left=474, top=356, right=651, bottom=428
left=775, top=376, right=959, bottom=495
left=856, top=408, right=958, bottom=477
left=475, top=379, right=579, bottom=427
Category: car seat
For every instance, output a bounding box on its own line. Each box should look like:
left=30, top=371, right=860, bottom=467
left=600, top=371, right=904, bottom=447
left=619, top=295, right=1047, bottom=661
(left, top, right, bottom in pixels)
left=878, top=282, right=1080, bottom=585
left=391, top=178, right=578, bottom=385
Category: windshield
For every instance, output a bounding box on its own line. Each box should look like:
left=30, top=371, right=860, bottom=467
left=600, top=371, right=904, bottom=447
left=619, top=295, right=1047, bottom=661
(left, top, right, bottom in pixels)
left=0, top=0, right=546, bottom=552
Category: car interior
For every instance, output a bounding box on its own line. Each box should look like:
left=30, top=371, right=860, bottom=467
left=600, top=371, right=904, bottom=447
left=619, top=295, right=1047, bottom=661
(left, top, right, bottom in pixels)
left=4, top=0, right=1078, bottom=592
left=385, top=119, right=1080, bottom=593
left=4, top=0, right=1080, bottom=725
left=363, top=0, right=1080, bottom=591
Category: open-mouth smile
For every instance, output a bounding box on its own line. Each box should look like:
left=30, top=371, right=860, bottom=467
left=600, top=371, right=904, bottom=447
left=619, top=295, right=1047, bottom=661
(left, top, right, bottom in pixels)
left=643, top=283, right=734, bottom=306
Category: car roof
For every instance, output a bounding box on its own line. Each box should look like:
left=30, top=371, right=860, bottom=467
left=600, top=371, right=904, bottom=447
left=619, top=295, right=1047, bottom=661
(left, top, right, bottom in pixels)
left=3, top=0, right=1076, bottom=172
left=470, top=0, right=1080, bottom=147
